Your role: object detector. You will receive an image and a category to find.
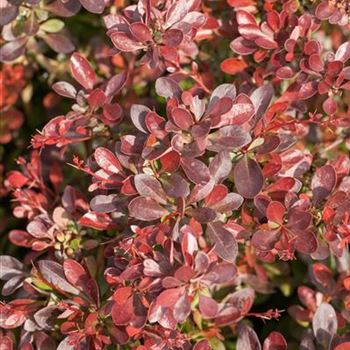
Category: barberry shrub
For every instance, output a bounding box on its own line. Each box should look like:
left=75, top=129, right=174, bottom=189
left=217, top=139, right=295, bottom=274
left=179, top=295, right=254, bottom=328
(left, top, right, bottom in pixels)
left=1, top=0, right=350, bottom=349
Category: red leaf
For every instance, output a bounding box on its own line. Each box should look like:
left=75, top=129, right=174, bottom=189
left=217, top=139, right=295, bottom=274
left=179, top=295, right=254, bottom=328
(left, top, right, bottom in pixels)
left=312, top=263, right=334, bottom=289
left=266, top=201, right=285, bottom=225
left=263, top=332, right=287, bottom=350
left=199, top=295, right=219, bottom=319
left=70, top=52, right=96, bottom=90
left=323, top=97, right=337, bottom=115
left=162, top=29, right=184, bottom=47
left=130, top=22, right=152, bottom=42
left=79, top=211, right=116, bottom=230
left=220, top=58, right=247, bottom=75
left=294, top=230, right=317, bottom=254
left=64, top=260, right=99, bottom=305
left=193, top=340, right=211, bottom=350
left=94, top=147, right=123, bottom=174
left=110, top=32, right=145, bottom=52
left=171, top=107, right=194, bottom=129
left=37, top=260, right=79, bottom=295
left=335, top=343, right=350, bottom=350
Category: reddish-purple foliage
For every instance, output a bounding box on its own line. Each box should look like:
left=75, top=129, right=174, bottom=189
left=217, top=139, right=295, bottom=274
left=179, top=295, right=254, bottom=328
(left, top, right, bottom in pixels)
left=1, top=0, right=350, bottom=349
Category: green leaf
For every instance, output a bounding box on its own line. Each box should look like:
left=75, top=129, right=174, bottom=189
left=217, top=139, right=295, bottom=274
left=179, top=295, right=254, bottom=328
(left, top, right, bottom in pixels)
left=41, top=19, right=65, bottom=33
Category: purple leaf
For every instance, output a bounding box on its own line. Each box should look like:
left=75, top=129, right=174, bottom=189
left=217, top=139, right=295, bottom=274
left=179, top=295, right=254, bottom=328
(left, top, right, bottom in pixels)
left=37, top=260, right=79, bottom=295
left=171, top=107, right=194, bottom=129
left=43, top=33, right=75, bottom=54
left=128, top=197, right=168, bottom=221
left=80, top=0, right=105, bottom=13
left=105, top=71, right=128, bottom=97
left=295, top=230, right=318, bottom=254
left=216, top=94, right=254, bottom=127
left=251, top=230, right=280, bottom=251
left=207, top=125, right=251, bottom=152
left=202, top=262, right=237, bottom=285
left=188, top=178, right=215, bottom=203
left=206, top=222, right=238, bottom=263
left=233, top=156, right=264, bottom=198
left=0, top=39, right=26, bottom=62
left=188, top=207, right=216, bottom=223
left=311, top=164, right=337, bottom=204
left=249, top=84, right=273, bottom=127
left=130, top=104, right=151, bottom=133
left=209, top=151, right=232, bottom=183
left=193, top=340, right=211, bottom=350
left=230, top=37, right=257, bottom=55
left=90, top=194, right=123, bottom=213
left=162, top=29, right=184, bottom=47
left=0, top=256, right=23, bottom=279
left=134, top=174, right=167, bottom=204
left=163, top=174, right=190, bottom=198
left=180, top=158, right=211, bottom=185
left=0, top=4, right=18, bottom=26
left=237, top=325, right=262, bottom=350
left=34, top=306, right=60, bottom=330
left=155, top=77, right=182, bottom=99
left=46, top=0, right=81, bottom=17
left=208, top=84, right=236, bottom=111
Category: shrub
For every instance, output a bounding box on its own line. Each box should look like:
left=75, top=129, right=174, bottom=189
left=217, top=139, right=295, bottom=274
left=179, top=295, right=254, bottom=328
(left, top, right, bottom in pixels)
left=0, top=0, right=350, bottom=349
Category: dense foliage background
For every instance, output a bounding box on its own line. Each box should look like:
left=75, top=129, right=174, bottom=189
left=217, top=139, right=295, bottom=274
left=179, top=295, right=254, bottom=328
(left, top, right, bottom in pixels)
left=1, top=0, right=350, bottom=349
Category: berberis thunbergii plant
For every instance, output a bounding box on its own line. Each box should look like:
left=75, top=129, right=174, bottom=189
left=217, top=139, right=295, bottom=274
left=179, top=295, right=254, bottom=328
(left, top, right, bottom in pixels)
left=0, top=0, right=350, bottom=349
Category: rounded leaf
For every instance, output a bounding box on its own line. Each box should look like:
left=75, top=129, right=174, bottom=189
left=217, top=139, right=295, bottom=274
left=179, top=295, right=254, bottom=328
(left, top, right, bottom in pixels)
left=312, top=303, right=337, bottom=347
left=70, top=52, right=96, bottom=90
left=311, top=165, right=336, bottom=204
left=263, top=332, right=287, bottom=350
left=180, top=158, right=211, bottom=185
left=220, top=58, right=247, bottom=75
left=233, top=156, right=264, bottom=198
left=206, top=222, right=238, bottom=263
left=128, top=197, right=168, bottom=221
left=134, top=174, right=167, bottom=204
